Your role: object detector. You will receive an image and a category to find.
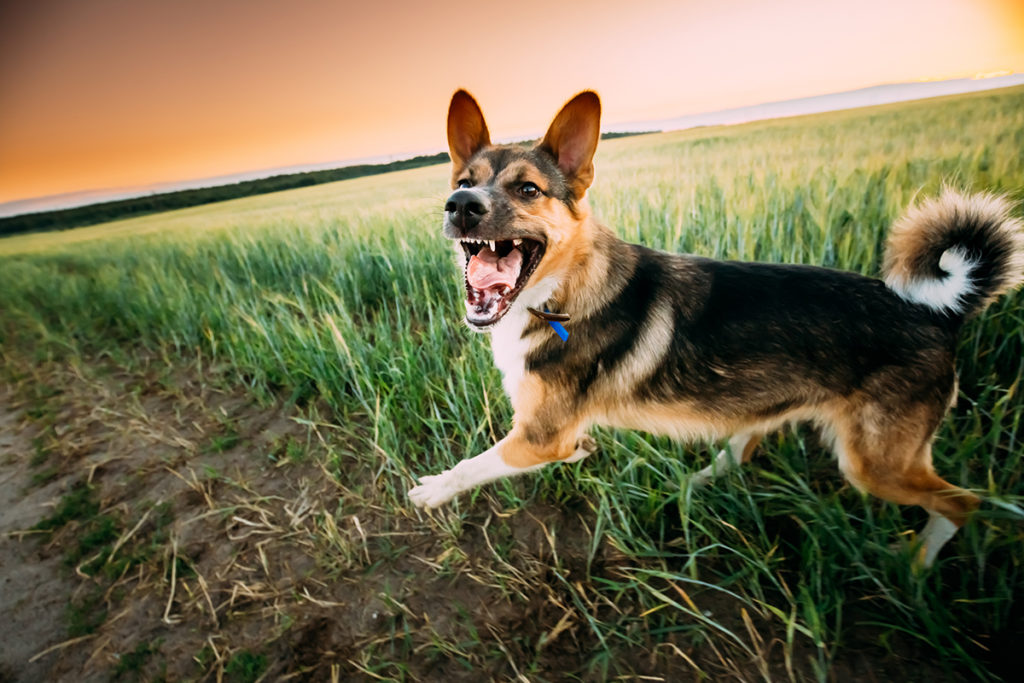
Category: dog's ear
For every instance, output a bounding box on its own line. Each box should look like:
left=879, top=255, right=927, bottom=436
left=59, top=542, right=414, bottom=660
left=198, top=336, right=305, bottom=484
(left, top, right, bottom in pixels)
left=540, top=91, right=601, bottom=200
left=447, top=90, right=491, bottom=170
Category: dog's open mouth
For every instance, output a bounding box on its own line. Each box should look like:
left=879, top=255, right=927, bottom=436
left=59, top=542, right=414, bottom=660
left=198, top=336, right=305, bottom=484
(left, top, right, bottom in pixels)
left=460, top=237, right=545, bottom=328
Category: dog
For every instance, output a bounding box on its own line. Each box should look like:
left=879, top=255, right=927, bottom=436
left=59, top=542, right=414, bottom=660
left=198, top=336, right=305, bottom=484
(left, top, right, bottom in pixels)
left=408, top=89, right=1024, bottom=567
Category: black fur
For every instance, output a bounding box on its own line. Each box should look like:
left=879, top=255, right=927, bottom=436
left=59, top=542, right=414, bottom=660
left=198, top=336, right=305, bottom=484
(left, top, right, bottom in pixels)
left=528, top=243, right=959, bottom=418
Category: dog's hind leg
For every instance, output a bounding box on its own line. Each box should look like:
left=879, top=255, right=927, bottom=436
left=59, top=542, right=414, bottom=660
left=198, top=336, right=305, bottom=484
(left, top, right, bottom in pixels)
left=849, top=457, right=977, bottom=567
left=691, top=433, right=760, bottom=486
left=833, top=406, right=979, bottom=568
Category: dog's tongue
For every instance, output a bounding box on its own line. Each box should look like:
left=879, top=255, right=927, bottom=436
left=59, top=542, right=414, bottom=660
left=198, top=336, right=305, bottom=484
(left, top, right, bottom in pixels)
left=467, top=246, right=523, bottom=290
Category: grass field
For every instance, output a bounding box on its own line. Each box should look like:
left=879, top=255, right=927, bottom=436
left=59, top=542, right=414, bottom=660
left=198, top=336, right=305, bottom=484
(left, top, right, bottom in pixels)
left=1, top=85, right=1023, bottom=681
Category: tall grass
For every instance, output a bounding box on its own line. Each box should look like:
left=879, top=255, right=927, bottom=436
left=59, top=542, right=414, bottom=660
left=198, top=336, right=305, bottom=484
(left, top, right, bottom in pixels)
left=2, top=85, right=1023, bottom=678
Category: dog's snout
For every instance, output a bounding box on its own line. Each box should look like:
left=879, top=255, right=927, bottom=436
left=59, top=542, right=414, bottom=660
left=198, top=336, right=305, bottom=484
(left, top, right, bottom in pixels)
left=445, top=189, right=489, bottom=231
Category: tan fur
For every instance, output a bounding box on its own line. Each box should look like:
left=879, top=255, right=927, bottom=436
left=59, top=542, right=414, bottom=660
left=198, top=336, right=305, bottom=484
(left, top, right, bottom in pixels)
left=498, top=425, right=581, bottom=467
left=492, top=160, right=550, bottom=191
left=738, top=435, right=760, bottom=463
left=827, top=395, right=980, bottom=525
left=507, top=371, right=551, bottom=417
left=500, top=374, right=583, bottom=467
left=455, top=157, right=495, bottom=187
left=532, top=215, right=596, bottom=293
left=607, top=297, right=675, bottom=391
left=544, top=222, right=625, bottom=321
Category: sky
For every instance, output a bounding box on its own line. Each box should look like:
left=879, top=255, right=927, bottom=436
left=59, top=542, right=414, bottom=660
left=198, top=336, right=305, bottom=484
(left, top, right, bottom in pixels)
left=1, top=0, right=1022, bottom=209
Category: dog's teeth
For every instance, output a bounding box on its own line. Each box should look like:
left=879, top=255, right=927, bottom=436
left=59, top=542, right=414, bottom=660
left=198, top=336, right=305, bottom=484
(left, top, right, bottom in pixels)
left=488, top=240, right=496, bottom=250
left=513, top=239, right=522, bottom=246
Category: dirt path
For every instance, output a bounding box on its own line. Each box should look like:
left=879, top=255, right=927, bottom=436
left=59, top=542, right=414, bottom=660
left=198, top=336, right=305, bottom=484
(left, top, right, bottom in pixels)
left=0, top=390, right=79, bottom=681
left=0, top=361, right=349, bottom=682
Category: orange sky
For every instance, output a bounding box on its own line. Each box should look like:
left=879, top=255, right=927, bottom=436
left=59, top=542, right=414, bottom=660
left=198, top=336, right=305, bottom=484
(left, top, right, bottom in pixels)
left=1, top=0, right=1022, bottom=207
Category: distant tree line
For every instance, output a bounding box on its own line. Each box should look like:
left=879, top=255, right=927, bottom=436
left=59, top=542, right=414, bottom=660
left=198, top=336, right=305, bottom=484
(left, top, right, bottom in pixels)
left=1, top=132, right=656, bottom=238
left=599, top=131, right=658, bottom=140
left=0, top=153, right=450, bottom=238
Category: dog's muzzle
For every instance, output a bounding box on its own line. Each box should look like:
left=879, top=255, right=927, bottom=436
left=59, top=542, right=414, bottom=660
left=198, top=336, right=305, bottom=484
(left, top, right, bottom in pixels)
left=445, top=189, right=490, bottom=232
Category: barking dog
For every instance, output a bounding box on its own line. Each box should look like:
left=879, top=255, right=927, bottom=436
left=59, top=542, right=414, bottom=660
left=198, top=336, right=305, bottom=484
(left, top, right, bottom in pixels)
left=409, top=90, right=1024, bottom=567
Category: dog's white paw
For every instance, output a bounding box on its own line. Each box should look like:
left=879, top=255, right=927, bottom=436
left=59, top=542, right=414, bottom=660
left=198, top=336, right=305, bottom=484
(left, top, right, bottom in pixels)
left=409, top=470, right=459, bottom=509
left=689, top=470, right=713, bottom=487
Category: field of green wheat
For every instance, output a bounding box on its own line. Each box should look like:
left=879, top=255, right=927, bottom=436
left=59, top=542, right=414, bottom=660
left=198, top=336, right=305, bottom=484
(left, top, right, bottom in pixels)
left=2, top=85, right=1023, bottom=680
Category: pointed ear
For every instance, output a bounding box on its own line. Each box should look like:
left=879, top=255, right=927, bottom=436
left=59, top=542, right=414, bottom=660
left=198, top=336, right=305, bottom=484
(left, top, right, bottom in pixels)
left=447, top=90, right=491, bottom=170
left=539, top=91, right=601, bottom=199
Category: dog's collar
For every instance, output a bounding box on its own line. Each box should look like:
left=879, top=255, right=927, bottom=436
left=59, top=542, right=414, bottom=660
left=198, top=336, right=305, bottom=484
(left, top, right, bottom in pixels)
left=527, top=306, right=570, bottom=341
left=527, top=307, right=570, bottom=323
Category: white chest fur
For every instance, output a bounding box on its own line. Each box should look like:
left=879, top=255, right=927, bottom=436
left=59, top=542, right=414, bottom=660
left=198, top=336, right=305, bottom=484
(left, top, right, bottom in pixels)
left=490, top=307, right=531, bottom=403
left=488, top=278, right=559, bottom=404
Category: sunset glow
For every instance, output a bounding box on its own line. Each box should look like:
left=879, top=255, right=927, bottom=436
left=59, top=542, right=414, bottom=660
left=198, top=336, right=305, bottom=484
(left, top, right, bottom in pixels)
left=1, top=0, right=1022, bottom=208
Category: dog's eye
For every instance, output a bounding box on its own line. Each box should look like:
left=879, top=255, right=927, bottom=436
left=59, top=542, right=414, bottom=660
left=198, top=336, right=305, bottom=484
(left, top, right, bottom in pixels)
left=456, top=178, right=472, bottom=189
left=519, top=182, right=541, bottom=198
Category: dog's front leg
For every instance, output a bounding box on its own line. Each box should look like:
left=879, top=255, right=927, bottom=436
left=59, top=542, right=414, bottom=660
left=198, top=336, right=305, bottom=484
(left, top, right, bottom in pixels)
left=409, top=425, right=588, bottom=510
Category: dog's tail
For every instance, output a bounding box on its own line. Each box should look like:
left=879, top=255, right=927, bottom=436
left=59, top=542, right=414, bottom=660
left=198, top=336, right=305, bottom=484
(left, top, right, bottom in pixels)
left=882, top=189, right=1024, bottom=318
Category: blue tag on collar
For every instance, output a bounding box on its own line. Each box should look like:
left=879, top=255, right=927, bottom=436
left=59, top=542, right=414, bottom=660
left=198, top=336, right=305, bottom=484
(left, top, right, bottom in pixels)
left=545, top=308, right=569, bottom=341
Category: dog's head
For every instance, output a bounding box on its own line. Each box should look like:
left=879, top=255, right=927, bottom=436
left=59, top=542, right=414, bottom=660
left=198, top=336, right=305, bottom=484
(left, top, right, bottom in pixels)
left=444, top=90, right=601, bottom=330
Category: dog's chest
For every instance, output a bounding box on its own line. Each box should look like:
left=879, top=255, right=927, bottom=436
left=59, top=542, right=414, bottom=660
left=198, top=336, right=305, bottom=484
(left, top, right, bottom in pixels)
left=490, top=310, right=531, bottom=403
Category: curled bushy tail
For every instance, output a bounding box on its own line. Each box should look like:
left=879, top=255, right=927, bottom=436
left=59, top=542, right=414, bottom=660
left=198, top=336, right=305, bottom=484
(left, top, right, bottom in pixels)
left=883, top=189, right=1024, bottom=317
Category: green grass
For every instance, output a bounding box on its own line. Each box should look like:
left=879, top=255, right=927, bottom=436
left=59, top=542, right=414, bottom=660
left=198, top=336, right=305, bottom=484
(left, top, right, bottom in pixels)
left=66, top=588, right=108, bottom=638
left=33, top=483, right=101, bottom=532
left=205, top=420, right=242, bottom=453
left=3, top=85, right=1024, bottom=679
left=112, top=640, right=160, bottom=681
left=224, top=650, right=268, bottom=683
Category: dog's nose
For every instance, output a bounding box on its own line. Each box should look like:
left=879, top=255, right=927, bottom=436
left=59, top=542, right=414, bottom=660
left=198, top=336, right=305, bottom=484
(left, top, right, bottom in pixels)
left=445, top=189, right=489, bottom=231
